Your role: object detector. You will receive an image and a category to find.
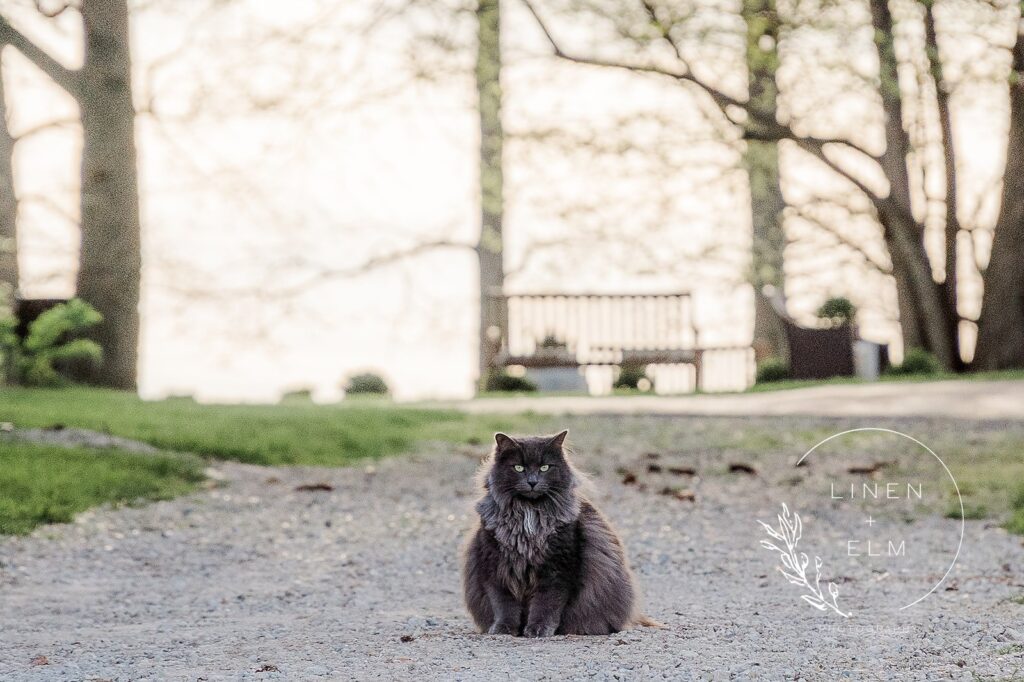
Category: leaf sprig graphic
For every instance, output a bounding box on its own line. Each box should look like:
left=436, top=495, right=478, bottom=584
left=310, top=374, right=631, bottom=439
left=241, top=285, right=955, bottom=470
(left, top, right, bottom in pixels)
left=759, top=503, right=850, bottom=617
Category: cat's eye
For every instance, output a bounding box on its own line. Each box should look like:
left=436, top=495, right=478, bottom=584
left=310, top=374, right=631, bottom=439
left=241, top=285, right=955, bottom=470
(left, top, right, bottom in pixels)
left=540, top=465, right=550, bottom=472
left=514, top=465, right=524, bottom=472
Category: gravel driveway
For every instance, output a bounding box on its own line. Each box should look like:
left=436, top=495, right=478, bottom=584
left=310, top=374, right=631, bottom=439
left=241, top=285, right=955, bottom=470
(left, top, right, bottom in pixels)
left=2, top=416, right=1023, bottom=681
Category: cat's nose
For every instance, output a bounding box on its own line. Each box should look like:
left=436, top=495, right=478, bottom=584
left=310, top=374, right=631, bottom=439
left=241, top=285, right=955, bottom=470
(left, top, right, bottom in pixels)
left=528, top=479, right=538, bottom=488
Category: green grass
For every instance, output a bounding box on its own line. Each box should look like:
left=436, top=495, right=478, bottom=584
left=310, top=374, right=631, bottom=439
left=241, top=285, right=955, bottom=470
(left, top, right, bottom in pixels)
left=1005, top=485, right=1024, bottom=535
left=998, top=644, right=1024, bottom=656
left=950, top=502, right=989, bottom=520
left=695, top=422, right=1024, bottom=535
left=0, top=442, right=205, bottom=535
left=0, top=387, right=545, bottom=466
left=746, top=368, right=1024, bottom=394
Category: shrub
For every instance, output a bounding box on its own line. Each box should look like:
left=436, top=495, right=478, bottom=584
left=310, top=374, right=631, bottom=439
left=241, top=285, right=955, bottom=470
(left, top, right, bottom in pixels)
left=614, top=364, right=650, bottom=391
left=755, top=358, right=790, bottom=383
left=344, top=372, right=390, bottom=396
left=0, top=298, right=102, bottom=386
left=538, top=334, right=566, bottom=350
left=280, top=388, right=314, bottom=403
left=485, top=370, right=537, bottom=393
left=885, top=348, right=940, bottom=377
left=816, top=296, right=857, bottom=327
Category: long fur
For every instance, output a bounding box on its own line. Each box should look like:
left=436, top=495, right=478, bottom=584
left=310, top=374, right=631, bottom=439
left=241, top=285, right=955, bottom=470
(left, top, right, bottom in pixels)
left=461, top=431, right=653, bottom=636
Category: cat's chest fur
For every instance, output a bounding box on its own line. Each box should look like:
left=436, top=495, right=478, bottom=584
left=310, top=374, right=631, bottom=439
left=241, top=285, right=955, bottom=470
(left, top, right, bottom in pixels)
left=476, top=494, right=578, bottom=596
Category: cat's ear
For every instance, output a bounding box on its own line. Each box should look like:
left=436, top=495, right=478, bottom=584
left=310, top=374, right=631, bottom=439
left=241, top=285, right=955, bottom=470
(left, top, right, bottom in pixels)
left=494, top=432, right=518, bottom=452
left=549, top=429, right=569, bottom=449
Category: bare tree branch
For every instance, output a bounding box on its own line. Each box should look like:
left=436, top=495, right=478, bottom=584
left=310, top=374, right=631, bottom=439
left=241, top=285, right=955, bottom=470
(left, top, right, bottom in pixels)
left=34, top=1, right=77, bottom=19
left=787, top=204, right=892, bottom=275
left=520, top=0, right=882, bottom=166
left=13, top=116, right=78, bottom=141
left=520, top=0, right=744, bottom=114
left=0, top=14, right=82, bottom=98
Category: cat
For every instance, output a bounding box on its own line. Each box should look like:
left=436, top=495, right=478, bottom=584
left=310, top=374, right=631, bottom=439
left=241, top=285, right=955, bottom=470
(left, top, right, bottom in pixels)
left=461, top=430, right=654, bottom=637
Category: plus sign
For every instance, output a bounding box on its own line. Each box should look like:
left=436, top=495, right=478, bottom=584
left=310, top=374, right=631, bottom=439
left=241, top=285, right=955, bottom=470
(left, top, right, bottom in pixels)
left=865, top=516, right=876, bottom=526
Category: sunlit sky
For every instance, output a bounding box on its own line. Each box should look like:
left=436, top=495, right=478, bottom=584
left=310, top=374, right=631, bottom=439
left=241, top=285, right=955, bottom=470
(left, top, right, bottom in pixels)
left=2, top=0, right=1015, bottom=401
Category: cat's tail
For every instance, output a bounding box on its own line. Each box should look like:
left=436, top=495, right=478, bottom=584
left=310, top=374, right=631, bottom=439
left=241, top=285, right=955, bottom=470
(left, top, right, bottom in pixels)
left=632, top=614, right=664, bottom=628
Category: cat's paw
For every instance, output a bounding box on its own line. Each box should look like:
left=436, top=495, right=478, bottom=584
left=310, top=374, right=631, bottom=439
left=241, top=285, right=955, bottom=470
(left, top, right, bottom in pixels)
left=487, top=622, right=518, bottom=636
left=523, top=623, right=557, bottom=638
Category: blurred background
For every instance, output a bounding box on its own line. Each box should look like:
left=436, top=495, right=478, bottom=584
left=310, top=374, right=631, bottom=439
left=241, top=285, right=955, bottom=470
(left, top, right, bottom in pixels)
left=1, top=0, right=1022, bottom=402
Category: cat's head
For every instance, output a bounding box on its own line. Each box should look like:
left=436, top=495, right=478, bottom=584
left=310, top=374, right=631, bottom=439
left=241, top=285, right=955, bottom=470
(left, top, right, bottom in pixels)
left=486, top=430, right=575, bottom=502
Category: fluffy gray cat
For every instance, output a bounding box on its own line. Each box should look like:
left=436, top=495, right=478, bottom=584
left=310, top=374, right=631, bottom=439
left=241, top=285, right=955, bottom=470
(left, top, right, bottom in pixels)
left=461, top=430, right=655, bottom=636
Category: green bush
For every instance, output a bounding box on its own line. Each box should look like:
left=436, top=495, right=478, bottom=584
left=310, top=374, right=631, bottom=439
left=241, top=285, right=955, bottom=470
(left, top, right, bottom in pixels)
left=539, top=334, right=565, bottom=349
left=816, top=296, right=857, bottom=327
left=279, top=388, right=314, bottom=403
left=344, top=372, right=389, bottom=396
left=755, top=358, right=790, bottom=383
left=0, top=299, right=102, bottom=386
left=485, top=370, right=537, bottom=393
left=613, top=364, right=650, bottom=391
left=885, top=348, right=940, bottom=377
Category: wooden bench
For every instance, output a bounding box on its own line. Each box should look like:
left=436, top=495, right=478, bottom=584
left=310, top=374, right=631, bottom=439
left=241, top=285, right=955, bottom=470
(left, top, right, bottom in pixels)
left=485, top=292, right=712, bottom=390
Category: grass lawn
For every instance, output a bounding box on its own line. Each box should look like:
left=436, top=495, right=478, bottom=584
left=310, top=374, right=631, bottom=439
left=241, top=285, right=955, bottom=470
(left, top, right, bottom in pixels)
left=0, top=387, right=551, bottom=534
left=3, top=386, right=1023, bottom=537
left=0, top=442, right=205, bottom=535
left=746, top=368, right=1024, bottom=393
left=0, top=387, right=546, bottom=466
left=696, top=421, right=1024, bottom=536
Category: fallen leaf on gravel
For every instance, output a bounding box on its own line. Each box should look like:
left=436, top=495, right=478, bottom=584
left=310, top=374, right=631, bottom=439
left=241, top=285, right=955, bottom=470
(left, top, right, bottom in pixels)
left=847, top=462, right=893, bottom=475
left=255, top=664, right=279, bottom=672
left=647, top=464, right=663, bottom=473
left=620, top=471, right=637, bottom=485
left=728, top=463, right=757, bottom=475
left=645, top=452, right=661, bottom=460
left=400, top=635, right=415, bottom=642
left=295, top=483, right=334, bottom=492
left=29, top=655, right=48, bottom=666
left=264, top=476, right=281, bottom=485
left=659, top=487, right=695, bottom=502
left=667, top=466, right=696, bottom=476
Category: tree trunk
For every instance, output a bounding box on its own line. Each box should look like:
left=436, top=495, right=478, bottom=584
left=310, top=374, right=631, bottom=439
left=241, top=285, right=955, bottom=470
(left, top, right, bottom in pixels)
left=923, top=3, right=962, bottom=370
left=0, top=51, right=17, bottom=385
left=742, top=0, right=787, bottom=361
left=0, top=50, right=17, bottom=314
left=746, top=140, right=788, bottom=361
left=475, top=0, right=506, bottom=389
left=878, top=201, right=956, bottom=366
left=74, top=0, right=141, bottom=389
left=974, top=28, right=1024, bottom=370
left=869, top=0, right=957, bottom=369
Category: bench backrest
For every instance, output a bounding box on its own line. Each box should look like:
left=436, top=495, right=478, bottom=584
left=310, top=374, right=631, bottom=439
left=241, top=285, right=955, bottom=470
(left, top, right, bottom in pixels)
left=487, top=292, right=699, bottom=363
